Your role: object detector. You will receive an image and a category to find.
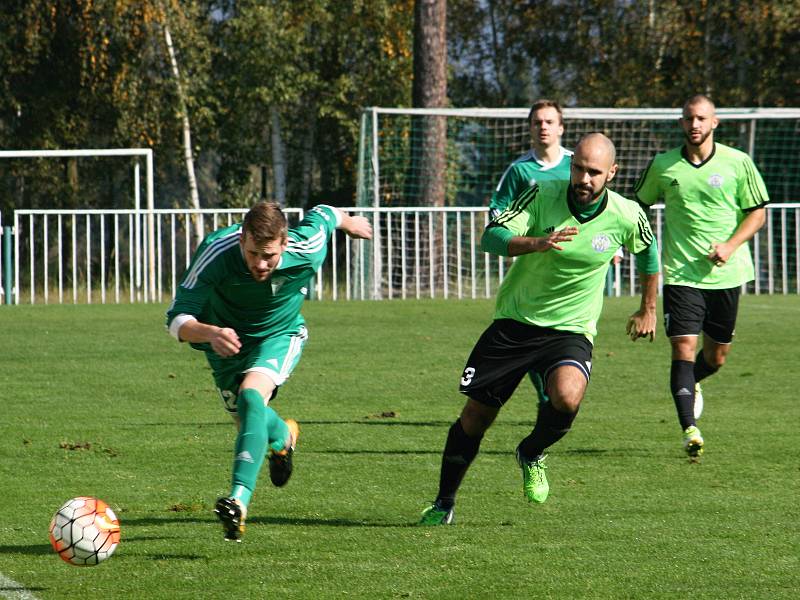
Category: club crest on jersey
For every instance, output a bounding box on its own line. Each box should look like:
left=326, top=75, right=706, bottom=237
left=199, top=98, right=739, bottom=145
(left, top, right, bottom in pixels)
left=707, top=174, right=724, bottom=188
left=271, top=276, right=287, bottom=294
left=544, top=226, right=555, bottom=233
left=591, top=234, right=611, bottom=253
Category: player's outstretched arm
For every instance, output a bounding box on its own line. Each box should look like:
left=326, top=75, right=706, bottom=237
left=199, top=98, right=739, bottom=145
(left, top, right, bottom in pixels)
left=481, top=224, right=578, bottom=257
left=626, top=273, right=658, bottom=342
left=336, top=210, right=373, bottom=240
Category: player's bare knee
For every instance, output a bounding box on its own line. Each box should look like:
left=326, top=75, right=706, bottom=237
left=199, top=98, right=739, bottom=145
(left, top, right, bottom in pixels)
left=549, top=391, right=582, bottom=414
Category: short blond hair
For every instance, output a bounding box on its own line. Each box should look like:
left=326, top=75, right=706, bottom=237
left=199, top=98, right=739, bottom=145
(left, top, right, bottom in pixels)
left=242, top=201, right=288, bottom=246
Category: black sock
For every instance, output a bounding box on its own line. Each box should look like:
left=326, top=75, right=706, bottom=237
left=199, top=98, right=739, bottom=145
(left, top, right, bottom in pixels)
left=694, top=352, right=719, bottom=383
left=671, top=360, right=696, bottom=430
left=516, top=401, right=578, bottom=461
left=435, top=419, right=482, bottom=509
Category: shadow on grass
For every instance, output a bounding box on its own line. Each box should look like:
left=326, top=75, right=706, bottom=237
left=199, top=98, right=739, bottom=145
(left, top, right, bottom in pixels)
left=0, top=543, right=52, bottom=556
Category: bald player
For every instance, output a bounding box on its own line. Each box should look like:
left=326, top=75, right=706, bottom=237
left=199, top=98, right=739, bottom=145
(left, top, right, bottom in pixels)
left=420, top=133, right=660, bottom=524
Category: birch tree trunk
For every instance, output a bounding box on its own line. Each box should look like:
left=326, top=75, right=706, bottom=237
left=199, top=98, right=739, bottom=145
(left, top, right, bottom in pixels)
left=270, top=106, right=287, bottom=207
left=163, top=23, right=203, bottom=244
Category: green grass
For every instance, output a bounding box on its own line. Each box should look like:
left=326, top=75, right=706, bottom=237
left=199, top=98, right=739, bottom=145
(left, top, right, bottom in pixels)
left=0, top=297, right=798, bottom=599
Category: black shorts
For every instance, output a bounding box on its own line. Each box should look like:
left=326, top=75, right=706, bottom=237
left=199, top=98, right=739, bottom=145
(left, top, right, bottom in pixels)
left=662, top=285, right=740, bottom=343
left=458, top=319, right=593, bottom=408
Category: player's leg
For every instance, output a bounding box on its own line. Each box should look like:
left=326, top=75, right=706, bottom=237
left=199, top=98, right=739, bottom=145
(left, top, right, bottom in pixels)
left=213, top=327, right=307, bottom=540
left=690, top=288, right=739, bottom=421
left=515, top=332, right=592, bottom=503
left=664, top=285, right=705, bottom=458
left=693, top=287, right=739, bottom=409
left=420, top=320, right=528, bottom=525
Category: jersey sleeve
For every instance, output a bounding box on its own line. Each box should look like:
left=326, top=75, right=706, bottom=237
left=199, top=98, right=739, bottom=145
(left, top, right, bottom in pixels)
left=491, top=183, right=539, bottom=236
left=489, top=163, right=523, bottom=215
left=737, top=155, right=770, bottom=211
left=633, top=157, right=661, bottom=206
left=286, top=204, right=340, bottom=271
left=624, top=204, right=656, bottom=255
left=165, top=232, right=233, bottom=334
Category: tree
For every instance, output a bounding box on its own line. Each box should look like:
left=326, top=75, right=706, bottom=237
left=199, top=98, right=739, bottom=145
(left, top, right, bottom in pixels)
left=412, top=0, right=447, bottom=206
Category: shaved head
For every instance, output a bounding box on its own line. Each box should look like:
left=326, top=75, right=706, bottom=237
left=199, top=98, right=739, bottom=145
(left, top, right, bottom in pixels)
left=575, top=132, right=616, bottom=166
left=683, top=94, right=716, bottom=115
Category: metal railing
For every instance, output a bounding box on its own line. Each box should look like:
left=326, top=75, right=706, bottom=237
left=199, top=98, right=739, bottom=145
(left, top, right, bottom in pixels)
left=2, top=204, right=799, bottom=305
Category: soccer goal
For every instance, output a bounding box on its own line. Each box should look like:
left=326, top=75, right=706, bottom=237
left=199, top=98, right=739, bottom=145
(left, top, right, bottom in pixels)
left=355, top=106, right=800, bottom=297
left=0, top=149, right=155, bottom=304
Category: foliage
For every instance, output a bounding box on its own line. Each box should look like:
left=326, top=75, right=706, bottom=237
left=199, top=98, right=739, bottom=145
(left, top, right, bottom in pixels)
left=0, top=1, right=798, bottom=215
left=448, top=0, right=800, bottom=108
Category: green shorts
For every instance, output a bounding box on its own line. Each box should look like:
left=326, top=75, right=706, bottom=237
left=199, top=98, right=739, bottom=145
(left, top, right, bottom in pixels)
left=206, top=325, right=308, bottom=414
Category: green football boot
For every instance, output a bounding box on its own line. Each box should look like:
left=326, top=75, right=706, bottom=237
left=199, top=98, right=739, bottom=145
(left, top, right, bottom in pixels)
left=683, top=425, right=704, bottom=462
left=418, top=502, right=454, bottom=525
left=516, top=449, right=549, bottom=504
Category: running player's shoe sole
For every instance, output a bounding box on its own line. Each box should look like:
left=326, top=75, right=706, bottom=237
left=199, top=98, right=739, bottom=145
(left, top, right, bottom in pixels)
left=215, top=497, right=246, bottom=542
left=694, top=383, right=704, bottom=420
left=268, top=419, right=299, bottom=487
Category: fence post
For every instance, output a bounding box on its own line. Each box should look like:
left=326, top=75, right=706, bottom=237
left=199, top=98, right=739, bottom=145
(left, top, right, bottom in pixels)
left=2, top=226, right=12, bottom=305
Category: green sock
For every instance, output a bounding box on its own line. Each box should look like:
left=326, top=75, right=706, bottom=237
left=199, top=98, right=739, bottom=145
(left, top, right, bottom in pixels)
left=265, top=405, right=290, bottom=452
left=230, top=389, right=291, bottom=506
left=230, top=389, right=269, bottom=506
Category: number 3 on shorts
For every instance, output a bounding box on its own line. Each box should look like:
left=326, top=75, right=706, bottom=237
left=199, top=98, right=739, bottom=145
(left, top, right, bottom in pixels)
left=461, top=367, right=476, bottom=386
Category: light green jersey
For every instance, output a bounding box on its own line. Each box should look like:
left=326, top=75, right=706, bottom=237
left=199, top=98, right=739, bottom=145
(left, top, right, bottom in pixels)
left=634, top=143, right=769, bottom=289
left=166, top=205, right=340, bottom=351
left=489, top=147, right=572, bottom=218
left=491, top=180, right=654, bottom=341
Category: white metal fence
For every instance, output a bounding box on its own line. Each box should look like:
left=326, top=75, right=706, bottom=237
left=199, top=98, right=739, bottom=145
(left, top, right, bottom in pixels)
left=1, top=204, right=799, bottom=305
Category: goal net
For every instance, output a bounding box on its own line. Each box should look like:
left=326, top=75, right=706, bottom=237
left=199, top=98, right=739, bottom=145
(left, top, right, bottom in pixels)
left=356, top=107, right=800, bottom=297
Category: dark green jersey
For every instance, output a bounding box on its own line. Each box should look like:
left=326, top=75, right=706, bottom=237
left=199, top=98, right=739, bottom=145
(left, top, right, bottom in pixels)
left=634, top=143, right=769, bottom=288
left=166, top=205, right=340, bottom=350
left=491, top=180, right=654, bottom=341
left=489, top=147, right=572, bottom=218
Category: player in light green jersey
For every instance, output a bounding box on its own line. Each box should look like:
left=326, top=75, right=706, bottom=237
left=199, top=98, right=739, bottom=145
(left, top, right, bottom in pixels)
left=420, top=133, right=660, bottom=525
left=489, top=100, right=573, bottom=405
left=166, top=202, right=372, bottom=540
left=634, top=94, right=769, bottom=461
left=489, top=100, right=572, bottom=220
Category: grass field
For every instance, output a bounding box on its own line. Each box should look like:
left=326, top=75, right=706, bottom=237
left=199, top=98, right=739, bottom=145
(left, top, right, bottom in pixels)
left=0, top=296, right=798, bottom=599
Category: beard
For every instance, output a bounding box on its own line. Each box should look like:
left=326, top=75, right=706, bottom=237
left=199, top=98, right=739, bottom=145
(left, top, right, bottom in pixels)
left=684, top=129, right=712, bottom=147
left=571, top=183, right=602, bottom=205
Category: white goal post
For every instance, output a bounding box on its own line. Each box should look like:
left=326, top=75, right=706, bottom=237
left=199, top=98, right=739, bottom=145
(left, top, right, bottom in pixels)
left=0, top=148, right=156, bottom=303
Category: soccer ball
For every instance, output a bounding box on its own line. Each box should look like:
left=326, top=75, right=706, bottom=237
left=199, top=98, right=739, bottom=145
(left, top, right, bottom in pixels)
left=49, top=497, right=120, bottom=566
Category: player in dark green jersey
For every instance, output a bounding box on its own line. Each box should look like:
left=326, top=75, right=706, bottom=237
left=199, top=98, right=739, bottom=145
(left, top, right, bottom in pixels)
left=420, top=133, right=660, bottom=525
left=634, top=95, right=769, bottom=461
left=166, top=202, right=372, bottom=541
left=488, top=100, right=572, bottom=220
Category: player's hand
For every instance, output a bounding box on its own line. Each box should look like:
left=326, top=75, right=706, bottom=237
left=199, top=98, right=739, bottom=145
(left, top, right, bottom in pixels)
left=210, top=327, right=242, bottom=357
left=626, top=309, right=656, bottom=342
left=708, top=242, right=734, bottom=267
left=341, top=215, right=373, bottom=240
left=535, top=226, right=579, bottom=252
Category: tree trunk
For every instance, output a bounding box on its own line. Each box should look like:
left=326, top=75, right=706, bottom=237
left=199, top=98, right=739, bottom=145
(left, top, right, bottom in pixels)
left=163, top=23, right=203, bottom=244
left=411, top=0, right=448, bottom=296
left=300, top=110, right=316, bottom=208
left=413, top=0, right=447, bottom=208
left=270, top=106, right=287, bottom=207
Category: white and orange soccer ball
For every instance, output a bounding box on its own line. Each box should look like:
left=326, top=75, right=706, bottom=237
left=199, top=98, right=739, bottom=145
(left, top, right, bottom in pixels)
left=49, top=496, right=120, bottom=566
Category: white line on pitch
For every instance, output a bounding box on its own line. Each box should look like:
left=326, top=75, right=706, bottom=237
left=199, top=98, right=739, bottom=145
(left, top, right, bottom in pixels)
left=0, top=572, right=41, bottom=600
